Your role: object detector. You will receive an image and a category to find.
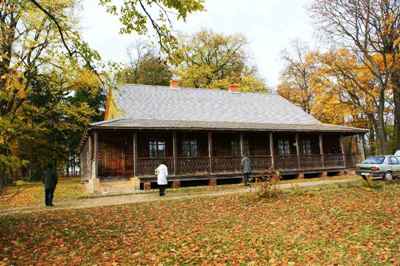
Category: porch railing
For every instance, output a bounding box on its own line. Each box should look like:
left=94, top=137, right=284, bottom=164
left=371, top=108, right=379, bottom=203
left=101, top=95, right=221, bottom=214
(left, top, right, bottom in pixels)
left=324, top=154, right=345, bottom=168
left=176, top=157, right=209, bottom=175
left=275, top=154, right=299, bottom=170
left=299, top=154, right=323, bottom=169
left=136, top=157, right=174, bottom=176
left=249, top=155, right=273, bottom=171
left=212, top=156, right=241, bottom=173
left=132, top=153, right=356, bottom=177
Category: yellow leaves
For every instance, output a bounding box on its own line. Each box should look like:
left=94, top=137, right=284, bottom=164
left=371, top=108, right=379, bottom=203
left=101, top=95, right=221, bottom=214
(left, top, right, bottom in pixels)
left=104, top=88, right=123, bottom=120
left=173, top=30, right=265, bottom=92
left=278, top=47, right=383, bottom=126
left=70, top=69, right=101, bottom=93
left=2, top=71, right=28, bottom=103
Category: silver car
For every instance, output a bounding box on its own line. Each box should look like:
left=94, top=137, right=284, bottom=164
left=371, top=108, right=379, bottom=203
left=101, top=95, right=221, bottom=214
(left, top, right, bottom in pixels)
left=356, top=155, right=400, bottom=180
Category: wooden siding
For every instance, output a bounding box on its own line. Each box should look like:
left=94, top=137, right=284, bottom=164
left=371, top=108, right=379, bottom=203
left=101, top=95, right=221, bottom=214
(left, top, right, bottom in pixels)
left=94, top=130, right=362, bottom=179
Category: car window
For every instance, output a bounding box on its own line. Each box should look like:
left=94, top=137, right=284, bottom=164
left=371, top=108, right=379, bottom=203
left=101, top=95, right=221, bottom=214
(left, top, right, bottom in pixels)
left=362, top=156, right=385, bottom=164
left=389, top=157, right=400, bottom=165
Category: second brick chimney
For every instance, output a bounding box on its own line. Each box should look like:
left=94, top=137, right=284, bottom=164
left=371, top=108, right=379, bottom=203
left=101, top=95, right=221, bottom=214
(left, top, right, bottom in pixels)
left=228, top=83, right=240, bottom=93
left=170, top=79, right=179, bottom=89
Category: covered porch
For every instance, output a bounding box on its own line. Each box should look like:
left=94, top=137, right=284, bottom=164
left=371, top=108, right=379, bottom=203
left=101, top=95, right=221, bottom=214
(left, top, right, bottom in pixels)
left=81, top=129, right=364, bottom=187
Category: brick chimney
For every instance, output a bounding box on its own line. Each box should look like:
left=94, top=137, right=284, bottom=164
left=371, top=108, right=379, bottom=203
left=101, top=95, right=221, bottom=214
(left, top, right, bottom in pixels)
left=170, top=79, right=179, bottom=89
left=228, top=83, right=239, bottom=93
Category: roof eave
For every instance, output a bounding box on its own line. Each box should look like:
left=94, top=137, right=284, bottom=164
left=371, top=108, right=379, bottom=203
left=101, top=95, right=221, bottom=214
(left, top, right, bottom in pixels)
left=89, top=124, right=367, bottom=134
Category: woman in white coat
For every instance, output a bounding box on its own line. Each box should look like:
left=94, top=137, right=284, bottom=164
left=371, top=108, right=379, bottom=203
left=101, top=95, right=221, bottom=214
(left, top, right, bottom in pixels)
left=155, top=162, right=168, bottom=196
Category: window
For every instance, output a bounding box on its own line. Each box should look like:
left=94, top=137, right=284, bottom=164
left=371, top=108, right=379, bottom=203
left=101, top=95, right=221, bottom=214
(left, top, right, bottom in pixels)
left=302, top=139, right=312, bottom=155
left=362, top=156, right=385, bottom=164
left=231, top=139, right=241, bottom=156
left=149, top=140, right=166, bottom=158
left=278, top=139, right=290, bottom=156
left=182, top=140, right=198, bottom=157
left=389, top=156, right=400, bottom=165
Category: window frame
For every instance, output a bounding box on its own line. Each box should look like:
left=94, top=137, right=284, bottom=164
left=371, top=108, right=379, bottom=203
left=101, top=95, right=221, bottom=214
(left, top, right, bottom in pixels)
left=149, top=139, right=166, bottom=158
left=302, top=139, right=312, bottom=155
left=231, top=138, right=241, bottom=157
left=181, top=139, right=199, bottom=158
left=278, top=139, right=291, bottom=156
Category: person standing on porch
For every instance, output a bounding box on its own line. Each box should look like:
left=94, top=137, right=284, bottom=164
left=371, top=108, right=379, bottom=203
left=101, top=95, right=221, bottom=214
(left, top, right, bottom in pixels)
left=43, top=160, right=58, bottom=207
left=155, top=162, right=168, bottom=196
left=241, top=155, right=252, bottom=186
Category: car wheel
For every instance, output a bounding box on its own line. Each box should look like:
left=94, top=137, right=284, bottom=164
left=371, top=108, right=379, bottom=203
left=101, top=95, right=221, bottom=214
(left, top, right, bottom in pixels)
left=384, top=172, right=393, bottom=181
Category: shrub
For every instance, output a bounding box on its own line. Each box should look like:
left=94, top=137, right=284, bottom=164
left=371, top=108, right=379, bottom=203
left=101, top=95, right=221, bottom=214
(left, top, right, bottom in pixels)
left=256, top=169, right=282, bottom=199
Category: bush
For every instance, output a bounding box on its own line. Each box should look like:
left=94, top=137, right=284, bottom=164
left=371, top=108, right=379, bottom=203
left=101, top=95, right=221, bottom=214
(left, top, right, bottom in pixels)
left=256, top=169, right=282, bottom=199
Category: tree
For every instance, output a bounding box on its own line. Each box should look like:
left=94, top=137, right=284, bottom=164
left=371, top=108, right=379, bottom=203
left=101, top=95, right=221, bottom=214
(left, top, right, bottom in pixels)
left=116, top=41, right=172, bottom=85
left=0, top=0, right=103, bottom=184
left=277, top=42, right=392, bottom=154
left=310, top=0, right=400, bottom=153
left=172, top=30, right=267, bottom=92
left=0, top=0, right=203, bottom=185
left=278, top=40, right=317, bottom=114
left=98, top=0, right=204, bottom=53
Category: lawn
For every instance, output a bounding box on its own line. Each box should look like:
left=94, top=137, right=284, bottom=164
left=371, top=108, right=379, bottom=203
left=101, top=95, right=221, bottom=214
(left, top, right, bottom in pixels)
left=0, top=178, right=87, bottom=209
left=1, top=181, right=399, bottom=265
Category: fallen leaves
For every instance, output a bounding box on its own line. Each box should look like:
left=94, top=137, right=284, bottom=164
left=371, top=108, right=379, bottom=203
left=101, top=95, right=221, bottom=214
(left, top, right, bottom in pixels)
left=1, top=182, right=400, bottom=265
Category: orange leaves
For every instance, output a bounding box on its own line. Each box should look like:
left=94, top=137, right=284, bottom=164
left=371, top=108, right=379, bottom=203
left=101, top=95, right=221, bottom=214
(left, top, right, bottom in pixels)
left=1, top=183, right=400, bottom=264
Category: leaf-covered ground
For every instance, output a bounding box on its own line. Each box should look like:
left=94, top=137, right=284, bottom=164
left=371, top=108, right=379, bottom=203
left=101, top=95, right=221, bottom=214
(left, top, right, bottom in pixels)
left=1, top=182, right=400, bottom=265
left=0, top=178, right=87, bottom=209
left=0, top=176, right=354, bottom=210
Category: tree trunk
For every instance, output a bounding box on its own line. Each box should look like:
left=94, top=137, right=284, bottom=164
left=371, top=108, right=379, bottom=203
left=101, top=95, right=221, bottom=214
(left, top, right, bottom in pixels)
left=391, top=70, right=400, bottom=151
left=367, top=113, right=377, bottom=154
left=376, top=89, right=388, bottom=154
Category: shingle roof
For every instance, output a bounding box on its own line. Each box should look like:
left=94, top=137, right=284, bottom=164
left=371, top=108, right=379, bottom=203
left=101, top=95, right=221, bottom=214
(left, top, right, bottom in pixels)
left=91, top=84, right=367, bottom=133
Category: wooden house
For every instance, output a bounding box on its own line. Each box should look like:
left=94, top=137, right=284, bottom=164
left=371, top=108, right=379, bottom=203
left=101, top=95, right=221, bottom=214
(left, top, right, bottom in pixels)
left=80, top=82, right=366, bottom=191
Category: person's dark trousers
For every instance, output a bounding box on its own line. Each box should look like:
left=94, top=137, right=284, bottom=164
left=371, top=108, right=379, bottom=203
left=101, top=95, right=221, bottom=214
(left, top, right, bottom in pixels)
left=159, top=185, right=167, bottom=196
left=243, top=173, right=251, bottom=186
left=45, top=187, right=55, bottom=206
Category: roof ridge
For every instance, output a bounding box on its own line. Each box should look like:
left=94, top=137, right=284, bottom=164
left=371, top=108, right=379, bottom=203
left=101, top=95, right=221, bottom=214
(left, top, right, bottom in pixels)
left=120, top=83, right=272, bottom=96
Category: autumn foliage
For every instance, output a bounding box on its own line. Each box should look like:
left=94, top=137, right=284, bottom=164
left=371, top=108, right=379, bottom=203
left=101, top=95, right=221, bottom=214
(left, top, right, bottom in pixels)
left=1, top=183, right=400, bottom=265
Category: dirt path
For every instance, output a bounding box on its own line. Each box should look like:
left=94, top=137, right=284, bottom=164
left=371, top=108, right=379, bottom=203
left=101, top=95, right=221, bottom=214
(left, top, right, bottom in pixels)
left=0, top=177, right=360, bottom=216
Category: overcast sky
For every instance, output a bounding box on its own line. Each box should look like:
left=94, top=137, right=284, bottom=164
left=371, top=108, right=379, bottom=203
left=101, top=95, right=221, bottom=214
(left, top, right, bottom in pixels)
left=80, top=0, right=315, bottom=88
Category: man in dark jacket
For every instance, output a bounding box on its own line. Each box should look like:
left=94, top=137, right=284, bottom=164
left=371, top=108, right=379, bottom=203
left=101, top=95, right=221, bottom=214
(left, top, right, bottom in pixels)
left=241, top=155, right=252, bottom=186
left=43, top=161, right=58, bottom=207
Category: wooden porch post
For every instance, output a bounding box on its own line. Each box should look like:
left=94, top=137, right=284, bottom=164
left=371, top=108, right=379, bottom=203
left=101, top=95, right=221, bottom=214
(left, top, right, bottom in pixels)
left=269, top=133, right=275, bottom=169
left=208, top=132, right=213, bottom=173
left=240, top=133, right=244, bottom=157
left=88, top=131, right=99, bottom=193
left=357, top=134, right=366, bottom=161
left=92, top=131, right=98, bottom=179
left=88, top=134, right=92, bottom=180
left=133, top=132, right=137, bottom=177
left=295, top=133, right=301, bottom=169
left=340, top=135, right=346, bottom=168
left=173, top=131, right=177, bottom=176
left=319, top=134, right=325, bottom=168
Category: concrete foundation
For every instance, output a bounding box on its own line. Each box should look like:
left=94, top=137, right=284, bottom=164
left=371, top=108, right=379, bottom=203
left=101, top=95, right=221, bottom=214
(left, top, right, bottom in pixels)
left=208, top=178, right=217, bottom=186
left=144, top=182, right=152, bottom=190
left=172, top=180, right=181, bottom=188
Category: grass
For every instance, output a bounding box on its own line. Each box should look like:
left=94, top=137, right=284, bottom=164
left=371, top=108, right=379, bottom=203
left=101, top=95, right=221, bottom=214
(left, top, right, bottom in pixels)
left=0, top=175, right=358, bottom=209
left=0, top=180, right=399, bottom=265
left=0, top=177, right=88, bottom=209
